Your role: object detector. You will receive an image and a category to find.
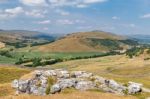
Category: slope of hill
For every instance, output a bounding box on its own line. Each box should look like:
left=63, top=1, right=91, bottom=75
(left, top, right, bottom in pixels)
left=32, top=31, right=138, bottom=52
left=0, top=30, right=55, bottom=48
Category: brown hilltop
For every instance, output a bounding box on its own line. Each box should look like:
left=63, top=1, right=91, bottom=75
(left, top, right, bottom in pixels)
left=32, top=31, right=130, bottom=52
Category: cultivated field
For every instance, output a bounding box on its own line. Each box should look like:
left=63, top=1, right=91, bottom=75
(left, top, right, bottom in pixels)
left=0, top=51, right=104, bottom=64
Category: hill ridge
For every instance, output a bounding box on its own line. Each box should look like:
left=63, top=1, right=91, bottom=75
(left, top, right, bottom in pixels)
left=32, top=31, right=137, bottom=52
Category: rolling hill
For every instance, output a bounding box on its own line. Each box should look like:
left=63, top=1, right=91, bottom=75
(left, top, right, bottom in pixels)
left=129, top=34, right=150, bottom=44
left=0, top=30, right=55, bottom=48
left=32, top=31, right=138, bottom=52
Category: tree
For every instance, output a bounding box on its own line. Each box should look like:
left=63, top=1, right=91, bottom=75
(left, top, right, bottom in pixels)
left=32, top=58, right=42, bottom=67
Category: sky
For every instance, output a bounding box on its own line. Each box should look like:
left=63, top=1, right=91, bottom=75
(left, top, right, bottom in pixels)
left=0, top=0, right=150, bottom=35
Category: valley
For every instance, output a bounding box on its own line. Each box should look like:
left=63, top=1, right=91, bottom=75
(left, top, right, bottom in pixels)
left=1, top=1, right=150, bottom=99
left=0, top=30, right=149, bottom=99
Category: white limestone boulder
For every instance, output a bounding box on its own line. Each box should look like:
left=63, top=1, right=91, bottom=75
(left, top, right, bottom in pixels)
left=71, top=71, right=93, bottom=78
left=50, top=84, right=61, bottom=94
left=12, top=79, right=19, bottom=88
left=57, top=78, right=77, bottom=89
left=56, top=70, right=70, bottom=78
left=128, top=82, right=142, bottom=94
left=75, top=81, right=96, bottom=90
left=44, top=70, right=57, bottom=77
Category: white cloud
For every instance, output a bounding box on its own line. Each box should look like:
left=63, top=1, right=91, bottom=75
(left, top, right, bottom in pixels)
left=129, top=24, right=136, bottom=28
left=0, top=7, right=24, bottom=20
left=141, top=13, right=150, bottom=19
left=77, top=26, right=93, bottom=29
left=20, top=0, right=108, bottom=8
left=20, top=0, right=47, bottom=6
left=0, top=6, right=47, bottom=20
left=55, top=9, right=70, bottom=16
left=56, top=19, right=85, bottom=25
left=25, top=10, right=46, bottom=18
left=75, top=19, right=85, bottom=23
left=83, top=0, right=107, bottom=4
left=112, top=16, right=120, bottom=20
left=76, top=4, right=87, bottom=8
left=37, top=20, right=51, bottom=24
left=5, top=7, right=24, bottom=15
left=56, top=19, right=74, bottom=25
left=121, top=23, right=136, bottom=28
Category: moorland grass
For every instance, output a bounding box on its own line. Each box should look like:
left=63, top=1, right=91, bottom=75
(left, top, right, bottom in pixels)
left=0, top=67, right=30, bottom=84
left=0, top=67, right=30, bottom=97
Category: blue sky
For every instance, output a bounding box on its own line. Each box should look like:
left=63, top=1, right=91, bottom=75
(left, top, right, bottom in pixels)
left=0, top=0, right=150, bottom=35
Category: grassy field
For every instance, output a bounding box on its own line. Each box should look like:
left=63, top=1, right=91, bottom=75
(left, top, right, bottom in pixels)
left=3, top=91, right=136, bottom=99
left=0, top=66, right=137, bottom=99
left=44, top=54, right=150, bottom=98
left=0, top=66, right=30, bottom=97
left=0, top=51, right=104, bottom=64
left=0, top=54, right=150, bottom=98
left=0, top=56, right=16, bottom=64
left=44, top=55, right=150, bottom=90
left=0, top=67, right=30, bottom=84
left=48, top=55, right=150, bottom=88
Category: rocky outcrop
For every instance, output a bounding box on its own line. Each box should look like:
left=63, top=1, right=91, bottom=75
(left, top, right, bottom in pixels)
left=51, top=84, right=61, bottom=94
left=12, top=69, right=145, bottom=96
left=128, top=82, right=142, bottom=94
left=75, top=81, right=96, bottom=90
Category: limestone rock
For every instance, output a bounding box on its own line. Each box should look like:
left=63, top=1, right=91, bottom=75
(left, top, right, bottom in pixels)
left=57, top=78, right=77, bottom=89
left=56, top=70, right=70, bottom=78
left=92, top=76, right=106, bottom=84
left=71, top=71, right=93, bottom=78
left=44, top=70, right=57, bottom=77
left=99, top=84, right=116, bottom=93
left=34, top=70, right=43, bottom=78
left=30, top=85, right=39, bottom=95
left=18, top=80, right=29, bottom=93
left=11, top=69, right=145, bottom=96
left=38, top=87, right=46, bottom=95
left=75, top=81, right=96, bottom=90
left=12, top=79, right=19, bottom=88
left=128, top=82, right=142, bottom=94
left=108, top=80, right=126, bottom=92
left=50, top=84, right=61, bottom=94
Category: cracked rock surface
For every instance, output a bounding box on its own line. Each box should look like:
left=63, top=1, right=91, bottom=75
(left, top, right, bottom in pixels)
left=12, top=69, right=145, bottom=95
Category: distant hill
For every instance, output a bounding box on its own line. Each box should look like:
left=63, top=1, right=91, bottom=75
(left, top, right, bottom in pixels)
left=129, top=34, right=150, bottom=44
left=0, top=30, right=55, bottom=48
left=32, top=31, right=138, bottom=52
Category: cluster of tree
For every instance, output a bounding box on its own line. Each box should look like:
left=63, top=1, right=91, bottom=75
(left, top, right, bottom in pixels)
left=4, top=39, right=54, bottom=48
left=15, top=58, right=33, bottom=65
left=89, top=38, right=122, bottom=50
left=146, top=48, right=150, bottom=54
left=119, top=39, right=139, bottom=46
left=5, top=42, right=27, bottom=48
left=16, top=51, right=120, bottom=67
left=126, top=47, right=144, bottom=58
left=24, top=58, right=63, bottom=67
left=0, top=50, right=12, bottom=58
left=30, top=41, right=53, bottom=47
